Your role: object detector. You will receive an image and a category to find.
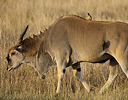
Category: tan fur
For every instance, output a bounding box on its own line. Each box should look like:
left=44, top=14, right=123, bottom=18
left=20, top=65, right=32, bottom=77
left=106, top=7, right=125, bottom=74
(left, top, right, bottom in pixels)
left=6, top=15, right=128, bottom=94
left=42, top=15, right=128, bottom=94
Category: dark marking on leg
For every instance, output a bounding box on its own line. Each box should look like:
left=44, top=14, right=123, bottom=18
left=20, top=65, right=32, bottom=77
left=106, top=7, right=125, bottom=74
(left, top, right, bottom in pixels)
left=41, top=74, right=46, bottom=79
left=103, top=41, right=110, bottom=50
left=77, top=68, right=81, bottom=72
left=63, top=69, right=66, bottom=73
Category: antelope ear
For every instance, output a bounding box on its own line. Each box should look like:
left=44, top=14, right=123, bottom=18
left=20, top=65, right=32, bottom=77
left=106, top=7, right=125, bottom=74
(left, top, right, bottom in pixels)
left=15, top=46, right=24, bottom=53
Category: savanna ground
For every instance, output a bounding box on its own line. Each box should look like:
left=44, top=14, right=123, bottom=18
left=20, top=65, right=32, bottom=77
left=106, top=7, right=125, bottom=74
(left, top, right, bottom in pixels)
left=1, top=0, right=128, bottom=100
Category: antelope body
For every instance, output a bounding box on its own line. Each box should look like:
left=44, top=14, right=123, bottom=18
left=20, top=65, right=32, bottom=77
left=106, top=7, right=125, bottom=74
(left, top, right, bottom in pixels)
left=6, top=15, right=128, bottom=94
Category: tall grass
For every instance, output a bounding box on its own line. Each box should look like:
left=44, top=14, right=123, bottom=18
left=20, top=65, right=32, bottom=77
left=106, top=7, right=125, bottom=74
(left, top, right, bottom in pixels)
left=1, top=0, right=128, bottom=99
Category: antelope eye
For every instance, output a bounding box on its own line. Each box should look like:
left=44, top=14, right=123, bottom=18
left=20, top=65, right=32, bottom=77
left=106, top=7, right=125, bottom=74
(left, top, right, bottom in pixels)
left=11, top=52, right=15, bottom=56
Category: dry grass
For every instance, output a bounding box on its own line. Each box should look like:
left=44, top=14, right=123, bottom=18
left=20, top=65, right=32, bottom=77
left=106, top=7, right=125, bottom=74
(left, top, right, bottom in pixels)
left=1, top=0, right=128, bottom=99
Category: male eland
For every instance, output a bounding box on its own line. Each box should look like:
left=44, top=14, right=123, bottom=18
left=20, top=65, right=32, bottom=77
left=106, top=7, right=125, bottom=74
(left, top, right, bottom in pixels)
left=6, top=15, right=128, bottom=94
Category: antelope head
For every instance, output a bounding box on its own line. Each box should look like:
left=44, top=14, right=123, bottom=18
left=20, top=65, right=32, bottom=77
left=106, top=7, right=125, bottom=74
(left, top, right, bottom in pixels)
left=6, top=25, right=29, bottom=71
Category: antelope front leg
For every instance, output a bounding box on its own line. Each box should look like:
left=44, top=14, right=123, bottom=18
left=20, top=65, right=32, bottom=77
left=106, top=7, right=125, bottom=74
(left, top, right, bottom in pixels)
left=56, top=68, right=65, bottom=94
left=55, top=51, right=70, bottom=94
left=56, top=58, right=67, bottom=94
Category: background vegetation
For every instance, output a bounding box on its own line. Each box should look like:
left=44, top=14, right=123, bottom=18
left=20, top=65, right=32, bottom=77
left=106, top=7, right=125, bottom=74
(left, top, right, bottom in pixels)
left=1, top=0, right=128, bottom=99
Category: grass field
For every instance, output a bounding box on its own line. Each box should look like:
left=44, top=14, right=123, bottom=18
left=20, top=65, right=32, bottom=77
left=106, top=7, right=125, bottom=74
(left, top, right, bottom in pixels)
left=1, top=0, right=128, bottom=99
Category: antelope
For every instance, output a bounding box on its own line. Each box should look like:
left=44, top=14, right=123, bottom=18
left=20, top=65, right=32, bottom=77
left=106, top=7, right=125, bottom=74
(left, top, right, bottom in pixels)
left=6, top=15, right=128, bottom=94
left=6, top=26, right=53, bottom=79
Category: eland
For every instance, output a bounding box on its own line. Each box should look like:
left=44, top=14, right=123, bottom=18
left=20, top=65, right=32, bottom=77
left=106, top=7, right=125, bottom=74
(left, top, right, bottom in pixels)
left=6, top=15, right=128, bottom=94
